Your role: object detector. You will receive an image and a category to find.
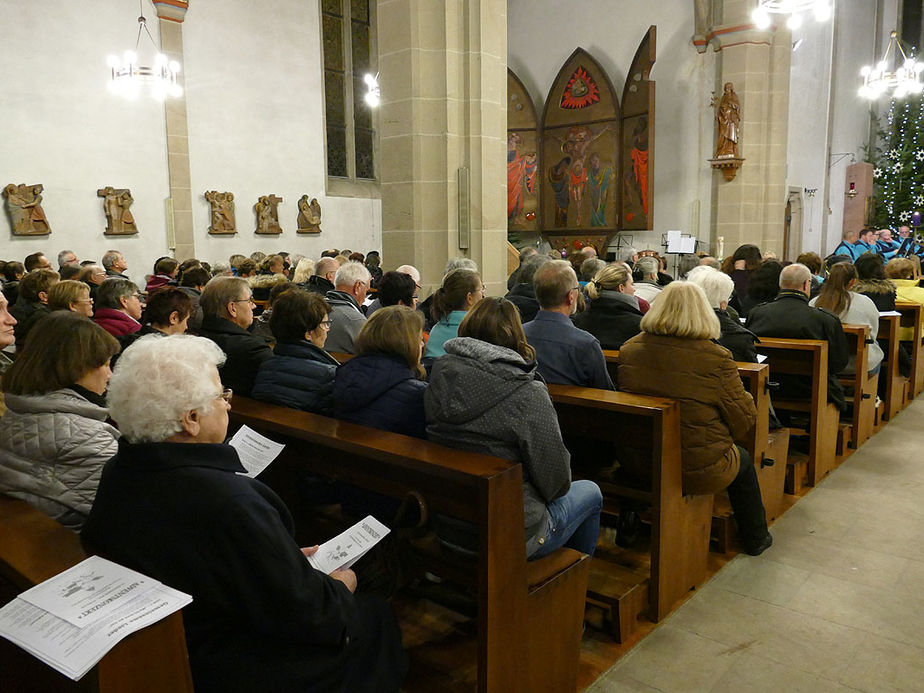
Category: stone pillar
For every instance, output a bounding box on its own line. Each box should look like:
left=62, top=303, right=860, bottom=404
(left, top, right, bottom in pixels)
left=153, top=1, right=194, bottom=261
left=710, top=0, right=791, bottom=258
left=378, top=0, right=507, bottom=295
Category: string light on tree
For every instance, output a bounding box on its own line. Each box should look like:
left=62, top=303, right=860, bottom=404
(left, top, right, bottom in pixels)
left=870, top=95, right=924, bottom=226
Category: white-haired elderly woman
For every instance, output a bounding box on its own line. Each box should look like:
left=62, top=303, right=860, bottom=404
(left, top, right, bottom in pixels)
left=81, top=335, right=405, bottom=693
left=617, top=282, right=772, bottom=556
left=685, top=265, right=759, bottom=363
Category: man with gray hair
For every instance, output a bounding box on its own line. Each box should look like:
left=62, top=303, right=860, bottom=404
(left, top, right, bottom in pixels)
left=633, top=256, right=663, bottom=304
left=325, top=261, right=371, bottom=354
left=199, top=276, right=273, bottom=396
left=102, top=250, right=129, bottom=279
left=522, top=260, right=613, bottom=389
left=746, top=263, right=848, bottom=411
left=57, top=250, right=78, bottom=269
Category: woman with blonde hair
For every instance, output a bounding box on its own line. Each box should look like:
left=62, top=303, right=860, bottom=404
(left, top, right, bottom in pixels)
left=423, top=267, right=485, bottom=359
left=334, top=305, right=428, bottom=437
left=0, top=312, right=120, bottom=528
left=425, top=297, right=603, bottom=558
left=291, top=257, right=316, bottom=284
left=618, top=281, right=771, bottom=555
left=48, top=279, right=94, bottom=317
left=572, top=263, right=642, bottom=349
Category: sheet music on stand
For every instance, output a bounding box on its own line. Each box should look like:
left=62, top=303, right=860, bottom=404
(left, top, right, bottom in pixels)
left=666, top=230, right=697, bottom=254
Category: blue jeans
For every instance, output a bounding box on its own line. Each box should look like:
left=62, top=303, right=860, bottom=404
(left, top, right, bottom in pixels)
left=531, top=480, right=603, bottom=559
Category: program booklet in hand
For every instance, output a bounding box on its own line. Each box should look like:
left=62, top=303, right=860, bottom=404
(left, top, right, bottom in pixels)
left=306, top=515, right=390, bottom=574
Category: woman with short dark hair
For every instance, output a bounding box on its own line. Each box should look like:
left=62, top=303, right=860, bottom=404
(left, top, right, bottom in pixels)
left=376, top=271, right=418, bottom=309
left=251, top=289, right=339, bottom=414
left=425, top=297, right=603, bottom=558
left=0, top=312, right=120, bottom=528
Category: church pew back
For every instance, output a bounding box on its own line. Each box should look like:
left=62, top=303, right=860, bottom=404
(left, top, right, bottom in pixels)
left=0, top=496, right=194, bottom=693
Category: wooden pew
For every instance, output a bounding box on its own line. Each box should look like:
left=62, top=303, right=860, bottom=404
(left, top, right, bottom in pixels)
left=546, top=385, right=712, bottom=641
left=754, top=338, right=839, bottom=492
left=603, top=350, right=789, bottom=550
left=0, top=497, right=194, bottom=693
left=895, top=302, right=924, bottom=397
left=227, top=397, right=589, bottom=693
left=877, top=313, right=907, bottom=420
left=839, top=324, right=877, bottom=451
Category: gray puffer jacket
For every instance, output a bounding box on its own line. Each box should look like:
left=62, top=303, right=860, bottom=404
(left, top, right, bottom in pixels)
left=0, top=389, right=119, bottom=529
left=425, top=337, right=571, bottom=557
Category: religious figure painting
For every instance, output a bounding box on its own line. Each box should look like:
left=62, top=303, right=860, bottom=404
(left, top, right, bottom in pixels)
left=541, top=48, right=620, bottom=234
left=620, top=26, right=656, bottom=230
left=297, top=195, right=322, bottom=234
left=254, top=194, right=283, bottom=234
left=3, top=183, right=51, bottom=235
left=622, top=115, right=650, bottom=226
left=507, top=69, right=540, bottom=232
left=205, top=190, right=236, bottom=235
left=97, top=187, right=138, bottom=235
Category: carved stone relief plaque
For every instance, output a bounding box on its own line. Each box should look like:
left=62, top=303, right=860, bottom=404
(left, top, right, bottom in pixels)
left=205, top=190, right=236, bottom=234
left=296, top=195, right=322, bottom=234
left=254, top=194, right=283, bottom=234
left=97, top=187, right=138, bottom=235
left=3, top=183, right=51, bottom=235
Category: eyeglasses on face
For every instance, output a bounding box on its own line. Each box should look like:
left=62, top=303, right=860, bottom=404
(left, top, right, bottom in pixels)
left=320, top=319, right=333, bottom=329
left=218, top=388, right=233, bottom=403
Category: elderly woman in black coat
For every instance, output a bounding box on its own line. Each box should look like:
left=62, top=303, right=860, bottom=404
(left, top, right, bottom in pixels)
left=686, top=266, right=759, bottom=363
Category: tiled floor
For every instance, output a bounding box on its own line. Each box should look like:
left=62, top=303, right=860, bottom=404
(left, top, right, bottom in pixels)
left=587, top=397, right=924, bottom=693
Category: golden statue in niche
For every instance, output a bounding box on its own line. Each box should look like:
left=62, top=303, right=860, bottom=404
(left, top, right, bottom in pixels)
left=714, top=82, right=741, bottom=159
left=3, top=183, right=51, bottom=235
left=97, top=187, right=138, bottom=235
left=205, top=190, right=236, bottom=234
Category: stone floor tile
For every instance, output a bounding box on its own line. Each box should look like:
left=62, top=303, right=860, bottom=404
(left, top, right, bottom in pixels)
left=707, top=554, right=810, bottom=606
left=838, top=631, right=924, bottom=692
left=709, top=652, right=859, bottom=693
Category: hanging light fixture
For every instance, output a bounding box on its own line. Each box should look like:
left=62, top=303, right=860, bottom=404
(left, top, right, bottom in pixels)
left=752, top=1, right=832, bottom=31
left=859, top=31, right=924, bottom=99
left=107, top=0, right=181, bottom=101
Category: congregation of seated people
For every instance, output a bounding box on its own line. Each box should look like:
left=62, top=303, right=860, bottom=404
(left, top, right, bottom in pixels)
left=1, top=232, right=922, bottom=691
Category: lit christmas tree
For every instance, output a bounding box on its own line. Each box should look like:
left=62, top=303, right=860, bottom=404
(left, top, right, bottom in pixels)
left=871, top=96, right=924, bottom=228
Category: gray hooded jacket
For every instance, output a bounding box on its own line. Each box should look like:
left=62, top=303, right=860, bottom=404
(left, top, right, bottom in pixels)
left=424, top=337, right=571, bottom=556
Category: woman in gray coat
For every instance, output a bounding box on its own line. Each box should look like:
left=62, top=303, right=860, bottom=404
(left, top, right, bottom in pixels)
left=425, top=297, right=602, bottom=559
left=0, top=312, right=120, bottom=529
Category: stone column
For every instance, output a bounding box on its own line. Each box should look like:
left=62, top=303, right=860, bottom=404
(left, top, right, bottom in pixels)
left=153, top=1, right=194, bottom=261
left=710, top=0, right=791, bottom=258
left=378, top=0, right=507, bottom=295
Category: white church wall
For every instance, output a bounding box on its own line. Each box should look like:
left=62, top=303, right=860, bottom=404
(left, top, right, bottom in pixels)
left=184, top=0, right=382, bottom=266
left=507, top=0, right=716, bottom=261
left=0, top=0, right=381, bottom=280
left=0, top=2, right=170, bottom=281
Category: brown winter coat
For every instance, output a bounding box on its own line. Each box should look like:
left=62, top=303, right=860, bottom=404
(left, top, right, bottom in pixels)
left=617, top=333, right=757, bottom=495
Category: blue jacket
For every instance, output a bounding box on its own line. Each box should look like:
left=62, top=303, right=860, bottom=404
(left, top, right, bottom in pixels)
left=832, top=239, right=873, bottom=262
left=523, top=310, right=614, bottom=389
left=424, top=310, right=466, bottom=359
left=877, top=238, right=901, bottom=261
left=333, top=353, right=428, bottom=438
left=251, top=340, right=339, bottom=414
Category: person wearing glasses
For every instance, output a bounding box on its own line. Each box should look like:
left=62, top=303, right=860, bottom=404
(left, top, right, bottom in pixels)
left=252, top=289, right=339, bottom=414
left=47, top=279, right=95, bottom=318
left=365, top=264, right=421, bottom=317
left=423, top=267, right=485, bottom=360
left=0, top=312, right=120, bottom=529
left=91, top=277, right=143, bottom=337
left=199, top=276, right=273, bottom=396
left=522, top=260, right=613, bottom=389
left=324, top=261, right=372, bottom=354
left=82, top=335, right=406, bottom=693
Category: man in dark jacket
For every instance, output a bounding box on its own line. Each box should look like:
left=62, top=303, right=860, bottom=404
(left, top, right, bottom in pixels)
left=507, top=245, right=538, bottom=291
left=11, top=268, right=59, bottom=348
left=324, top=262, right=370, bottom=354
left=302, top=256, right=339, bottom=295
left=746, top=263, right=849, bottom=411
left=505, top=254, right=547, bottom=324
left=523, top=260, right=613, bottom=389
left=199, top=276, right=273, bottom=396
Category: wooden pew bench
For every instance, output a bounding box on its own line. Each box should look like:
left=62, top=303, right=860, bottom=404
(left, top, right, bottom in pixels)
left=546, top=385, right=711, bottom=642
left=754, top=338, right=839, bottom=493
left=227, top=396, right=589, bottom=693
left=0, top=497, right=194, bottom=693
left=840, top=324, right=877, bottom=452
left=878, top=313, right=908, bottom=421
left=895, top=302, right=924, bottom=398
left=602, top=350, right=789, bottom=552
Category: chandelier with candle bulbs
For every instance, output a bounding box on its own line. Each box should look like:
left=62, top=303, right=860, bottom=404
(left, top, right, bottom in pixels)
left=107, top=0, right=182, bottom=101
left=752, top=0, right=832, bottom=31
left=859, top=31, right=924, bottom=100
